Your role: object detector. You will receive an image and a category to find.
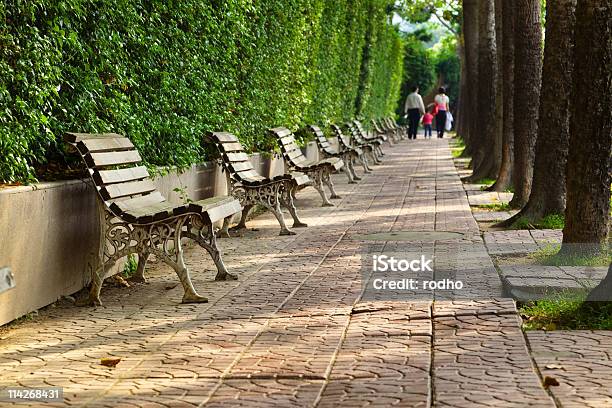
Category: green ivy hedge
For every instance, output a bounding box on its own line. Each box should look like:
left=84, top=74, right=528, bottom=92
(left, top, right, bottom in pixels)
left=0, top=0, right=404, bottom=183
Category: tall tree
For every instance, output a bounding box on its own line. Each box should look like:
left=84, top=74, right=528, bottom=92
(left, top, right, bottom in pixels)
left=489, top=0, right=515, bottom=191
left=500, top=0, right=577, bottom=225
left=508, top=0, right=542, bottom=208
left=461, top=0, right=479, bottom=154
left=466, top=0, right=499, bottom=181
left=563, top=0, right=611, bottom=257
left=574, top=0, right=612, bottom=302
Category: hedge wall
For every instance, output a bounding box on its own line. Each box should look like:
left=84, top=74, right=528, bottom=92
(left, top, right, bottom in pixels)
left=0, top=0, right=404, bottom=183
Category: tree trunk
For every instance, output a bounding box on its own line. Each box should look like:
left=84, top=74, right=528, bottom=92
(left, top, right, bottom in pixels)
left=563, top=0, right=612, bottom=264
left=508, top=0, right=542, bottom=208
left=489, top=0, right=515, bottom=192
left=462, top=0, right=480, bottom=156
left=486, top=0, right=504, bottom=189
left=499, top=0, right=577, bottom=226
left=466, top=0, right=498, bottom=181
left=456, top=38, right=468, bottom=138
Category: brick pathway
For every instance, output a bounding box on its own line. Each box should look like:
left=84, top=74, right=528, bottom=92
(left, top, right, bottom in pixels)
left=0, top=139, right=557, bottom=407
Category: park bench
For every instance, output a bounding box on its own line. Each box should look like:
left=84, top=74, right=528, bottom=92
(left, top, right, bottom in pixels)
left=371, top=118, right=396, bottom=144
left=385, top=117, right=407, bottom=140
left=64, top=132, right=241, bottom=306
left=307, top=125, right=361, bottom=184
left=345, top=121, right=383, bottom=164
left=376, top=118, right=400, bottom=143
left=270, top=127, right=344, bottom=207
left=208, top=131, right=309, bottom=236
left=330, top=124, right=373, bottom=174
left=353, top=119, right=387, bottom=150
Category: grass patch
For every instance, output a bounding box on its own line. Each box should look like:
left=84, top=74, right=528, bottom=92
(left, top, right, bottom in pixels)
left=451, top=146, right=465, bottom=158
left=530, top=244, right=611, bottom=267
left=474, top=202, right=511, bottom=211
left=512, top=214, right=565, bottom=230
left=450, top=137, right=465, bottom=158
left=539, top=214, right=565, bottom=229
left=122, top=254, right=138, bottom=278
left=520, top=291, right=612, bottom=330
left=474, top=178, right=496, bottom=190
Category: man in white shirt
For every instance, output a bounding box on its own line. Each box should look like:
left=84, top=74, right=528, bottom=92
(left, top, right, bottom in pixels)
left=404, top=86, right=425, bottom=140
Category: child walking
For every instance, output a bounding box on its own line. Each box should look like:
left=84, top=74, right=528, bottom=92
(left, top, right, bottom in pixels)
left=422, top=109, right=434, bottom=139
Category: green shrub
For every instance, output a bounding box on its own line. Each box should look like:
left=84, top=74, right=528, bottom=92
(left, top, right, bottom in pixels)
left=0, top=0, right=404, bottom=182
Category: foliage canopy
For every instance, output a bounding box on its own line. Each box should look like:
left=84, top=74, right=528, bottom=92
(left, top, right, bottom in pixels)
left=0, top=0, right=403, bottom=182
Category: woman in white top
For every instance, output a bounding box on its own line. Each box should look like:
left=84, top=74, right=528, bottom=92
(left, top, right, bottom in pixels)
left=434, top=87, right=450, bottom=138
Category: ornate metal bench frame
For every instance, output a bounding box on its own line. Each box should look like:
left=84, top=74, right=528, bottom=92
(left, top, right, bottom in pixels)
left=345, top=122, right=383, bottom=165
left=307, top=125, right=361, bottom=184
left=208, top=132, right=309, bottom=236
left=331, top=124, right=372, bottom=174
left=270, top=127, right=344, bottom=207
left=65, top=132, right=241, bottom=306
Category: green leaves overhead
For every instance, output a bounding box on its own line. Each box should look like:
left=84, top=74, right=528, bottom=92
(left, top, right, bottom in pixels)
left=0, top=0, right=403, bottom=183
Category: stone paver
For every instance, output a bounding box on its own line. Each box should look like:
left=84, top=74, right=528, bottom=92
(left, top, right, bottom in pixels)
left=528, top=331, right=612, bottom=407
left=484, top=229, right=562, bottom=255
left=499, top=265, right=608, bottom=301
left=0, top=139, right=557, bottom=407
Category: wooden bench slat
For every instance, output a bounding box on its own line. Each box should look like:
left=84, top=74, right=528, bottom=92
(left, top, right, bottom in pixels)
left=228, top=161, right=254, bottom=172
left=225, top=152, right=249, bottom=162
left=123, top=201, right=182, bottom=224
left=77, top=137, right=134, bottom=154
left=64, top=132, right=124, bottom=144
left=110, top=192, right=166, bottom=215
left=100, top=179, right=157, bottom=200
left=219, top=142, right=244, bottom=152
left=279, top=134, right=296, bottom=145
left=94, top=166, right=150, bottom=185
left=228, top=162, right=254, bottom=173
left=188, top=196, right=242, bottom=223
left=212, top=132, right=239, bottom=143
left=270, top=127, right=292, bottom=138
left=85, top=150, right=142, bottom=168
left=235, top=169, right=265, bottom=180
left=286, top=149, right=305, bottom=161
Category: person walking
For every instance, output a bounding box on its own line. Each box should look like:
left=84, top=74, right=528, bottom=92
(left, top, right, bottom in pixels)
left=434, top=87, right=450, bottom=138
left=421, top=108, right=434, bottom=139
left=403, top=86, right=425, bottom=140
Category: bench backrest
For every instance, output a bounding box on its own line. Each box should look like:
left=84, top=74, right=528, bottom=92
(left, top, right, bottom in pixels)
left=345, top=122, right=366, bottom=145
left=307, top=125, right=336, bottom=156
left=269, top=127, right=308, bottom=167
left=353, top=120, right=369, bottom=138
left=64, top=132, right=165, bottom=216
left=208, top=132, right=265, bottom=185
left=371, top=119, right=385, bottom=134
left=330, top=124, right=352, bottom=150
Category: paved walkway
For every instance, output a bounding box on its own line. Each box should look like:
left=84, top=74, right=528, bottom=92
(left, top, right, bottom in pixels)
left=0, top=138, right=592, bottom=407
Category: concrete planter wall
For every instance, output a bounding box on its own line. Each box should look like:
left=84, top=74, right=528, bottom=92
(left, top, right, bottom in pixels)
left=0, top=152, right=289, bottom=326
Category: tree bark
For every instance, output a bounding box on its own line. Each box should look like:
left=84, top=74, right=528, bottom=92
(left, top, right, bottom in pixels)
left=461, top=0, right=480, bottom=156
left=456, top=38, right=468, bottom=138
left=485, top=0, right=504, bottom=189
left=466, top=0, right=498, bottom=181
left=563, top=0, right=612, bottom=264
left=499, top=0, right=576, bottom=226
left=508, top=0, right=542, bottom=208
left=489, top=0, right=515, bottom=191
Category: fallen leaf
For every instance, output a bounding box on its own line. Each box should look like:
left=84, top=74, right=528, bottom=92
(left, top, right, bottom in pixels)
left=100, top=357, right=121, bottom=367
left=543, top=376, right=560, bottom=388
left=109, top=275, right=130, bottom=288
